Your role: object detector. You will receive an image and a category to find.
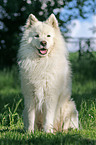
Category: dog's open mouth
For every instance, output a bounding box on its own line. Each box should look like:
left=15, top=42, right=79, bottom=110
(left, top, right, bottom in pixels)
left=38, top=48, right=48, bottom=55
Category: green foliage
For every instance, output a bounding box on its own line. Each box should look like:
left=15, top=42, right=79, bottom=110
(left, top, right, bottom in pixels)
left=0, top=53, right=96, bottom=144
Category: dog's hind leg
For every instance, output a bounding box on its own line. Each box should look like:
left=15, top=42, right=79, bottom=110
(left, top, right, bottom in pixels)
left=54, top=99, right=79, bottom=131
left=63, top=100, right=79, bottom=130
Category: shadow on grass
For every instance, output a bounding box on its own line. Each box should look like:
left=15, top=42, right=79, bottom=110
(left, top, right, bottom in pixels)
left=72, top=88, right=96, bottom=111
left=0, top=130, right=96, bottom=145
left=0, top=65, right=23, bottom=115
left=70, top=53, right=96, bottom=111
left=0, top=93, right=24, bottom=116
left=71, top=54, right=96, bottom=82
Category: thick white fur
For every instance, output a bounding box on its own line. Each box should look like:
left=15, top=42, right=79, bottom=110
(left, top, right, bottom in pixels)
left=18, top=14, right=78, bottom=132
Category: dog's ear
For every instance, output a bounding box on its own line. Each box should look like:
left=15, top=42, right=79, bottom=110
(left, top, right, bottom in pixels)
left=25, top=14, right=38, bottom=28
left=46, top=14, right=58, bottom=28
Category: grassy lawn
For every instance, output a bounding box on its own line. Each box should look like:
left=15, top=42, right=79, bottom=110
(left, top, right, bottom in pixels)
left=0, top=52, right=96, bottom=145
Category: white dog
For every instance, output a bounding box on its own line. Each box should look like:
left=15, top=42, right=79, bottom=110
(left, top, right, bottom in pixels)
left=18, top=13, right=79, bottom=132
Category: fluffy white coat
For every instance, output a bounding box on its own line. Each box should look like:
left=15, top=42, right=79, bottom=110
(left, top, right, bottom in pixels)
left=18, top=14, right=78, bottom=132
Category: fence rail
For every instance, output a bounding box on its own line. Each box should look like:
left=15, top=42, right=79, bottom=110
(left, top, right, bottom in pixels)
left=65, top=37, right=96, bottom=58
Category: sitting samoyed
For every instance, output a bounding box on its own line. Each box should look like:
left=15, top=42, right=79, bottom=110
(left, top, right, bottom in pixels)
left=18, top=13, right=79, bottom=132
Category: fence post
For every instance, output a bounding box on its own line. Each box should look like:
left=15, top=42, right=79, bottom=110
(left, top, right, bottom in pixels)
left=78, top=39, right=82, bottom=60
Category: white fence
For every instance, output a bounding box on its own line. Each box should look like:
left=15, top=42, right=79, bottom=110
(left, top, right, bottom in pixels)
left=65, top=37, right=96, bottom=52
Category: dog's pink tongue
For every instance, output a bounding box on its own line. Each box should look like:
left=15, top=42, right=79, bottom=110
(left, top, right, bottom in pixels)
left=40, top=49, right=47, bottom=54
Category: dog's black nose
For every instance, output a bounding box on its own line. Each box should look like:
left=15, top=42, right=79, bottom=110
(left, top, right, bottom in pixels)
left=40, top=41, right=47, bottom=46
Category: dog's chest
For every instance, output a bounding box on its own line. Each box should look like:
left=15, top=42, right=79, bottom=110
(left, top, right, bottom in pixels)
left=28, top=59, right=59, bottom=109
left=27, top=58, right=58, bottom=84
left=21, top=57, right=64, bottom=95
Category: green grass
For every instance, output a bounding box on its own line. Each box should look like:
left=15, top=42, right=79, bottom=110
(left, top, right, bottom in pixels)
left=0, top=52, right=96, bottom=145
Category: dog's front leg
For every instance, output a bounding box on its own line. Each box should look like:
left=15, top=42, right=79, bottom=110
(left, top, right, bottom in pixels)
left=43, top=99, right=57, bottom=133
left=23, top=107, right=35, bottom=132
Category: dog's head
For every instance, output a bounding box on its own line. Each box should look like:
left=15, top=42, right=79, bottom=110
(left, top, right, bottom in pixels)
left=25, top=14, right=59, bottom=56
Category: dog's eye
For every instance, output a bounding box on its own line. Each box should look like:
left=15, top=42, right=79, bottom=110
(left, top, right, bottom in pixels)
left=35, top=34, right=39, bottom=38
left=47, top=35, right=51, bottom=37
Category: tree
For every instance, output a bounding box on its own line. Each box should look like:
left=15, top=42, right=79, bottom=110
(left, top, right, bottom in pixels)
left=0, top=0, right=95, bottom=67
